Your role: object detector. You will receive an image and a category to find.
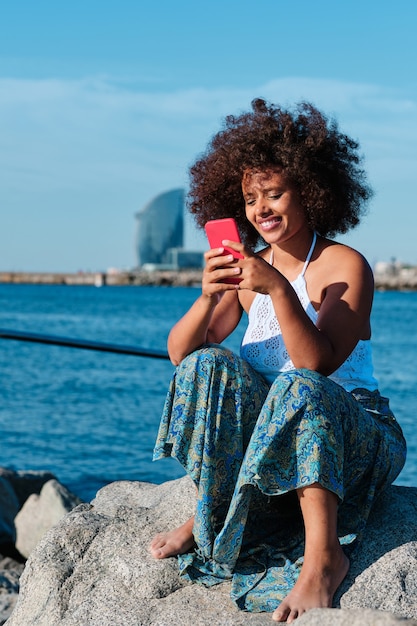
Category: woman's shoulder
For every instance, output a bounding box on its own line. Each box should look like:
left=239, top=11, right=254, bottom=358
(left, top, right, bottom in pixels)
left=318, top=238, right=372, bottom=269
left=314, top=237, right=374, bottom=287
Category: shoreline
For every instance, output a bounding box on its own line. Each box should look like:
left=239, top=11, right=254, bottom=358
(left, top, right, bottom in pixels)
left=1, top=270, right=417, bottom=290
left=0, top=270, right=203, bottom=288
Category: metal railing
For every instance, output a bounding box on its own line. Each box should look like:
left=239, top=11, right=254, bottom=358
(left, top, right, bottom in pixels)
left=0, top=328, right=170, bottom=360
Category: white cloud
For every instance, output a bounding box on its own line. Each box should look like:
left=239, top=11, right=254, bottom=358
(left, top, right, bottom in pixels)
left=0, top=75, right=416, bottom=270
left=1, top=75, right=415, bottom=174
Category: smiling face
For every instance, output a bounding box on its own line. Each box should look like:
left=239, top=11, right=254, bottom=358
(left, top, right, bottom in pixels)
left=242, top=168, right=310, bottom=245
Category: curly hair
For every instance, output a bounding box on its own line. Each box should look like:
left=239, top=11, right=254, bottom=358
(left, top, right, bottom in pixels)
left=187, top=98, right=373, bottom=247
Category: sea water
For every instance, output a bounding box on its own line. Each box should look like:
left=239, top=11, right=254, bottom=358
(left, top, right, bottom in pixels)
left=0, top=284, right=416, bottom=501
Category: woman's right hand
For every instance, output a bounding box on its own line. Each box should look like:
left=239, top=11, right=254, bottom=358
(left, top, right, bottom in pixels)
left=167, top=247, right=243, bottom=365
left=202, top=247, right=242, bottom=301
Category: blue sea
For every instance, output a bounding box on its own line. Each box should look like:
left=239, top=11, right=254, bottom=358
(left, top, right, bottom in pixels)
left=1, top=284, right=416, bottom=502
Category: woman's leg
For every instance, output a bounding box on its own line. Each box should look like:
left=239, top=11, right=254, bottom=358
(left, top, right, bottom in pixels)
left=150, top=345, right=269, bottom=560
left=151, top=362, right=406, bottom=614
left=272, top=483, right=349, bottom=623
left=216, top=369, right=405, bottom=613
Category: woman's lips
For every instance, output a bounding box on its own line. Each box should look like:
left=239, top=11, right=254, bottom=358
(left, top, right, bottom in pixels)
left=258, top=217, right=282, bottom=232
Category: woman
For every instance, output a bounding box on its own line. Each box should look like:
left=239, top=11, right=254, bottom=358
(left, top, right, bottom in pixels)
left=149, top=99, right=406, bottom=623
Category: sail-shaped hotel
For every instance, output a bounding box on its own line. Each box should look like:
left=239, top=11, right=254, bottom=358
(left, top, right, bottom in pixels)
left=134, top=189, right=204, bottom=269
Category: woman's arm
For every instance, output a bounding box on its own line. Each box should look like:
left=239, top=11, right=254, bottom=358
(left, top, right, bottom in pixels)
left=167, top=247, right=244, bottom=365
left=274, top=246, right=373, bottom=374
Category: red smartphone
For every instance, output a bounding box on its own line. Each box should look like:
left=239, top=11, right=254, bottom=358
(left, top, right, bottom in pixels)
left=204, top=218, right=243, bottom=284
left=204, top=218, right=243, bottom=259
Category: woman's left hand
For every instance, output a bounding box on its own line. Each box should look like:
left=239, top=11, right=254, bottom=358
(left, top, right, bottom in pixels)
left=225, top=241, right=285, bottom=295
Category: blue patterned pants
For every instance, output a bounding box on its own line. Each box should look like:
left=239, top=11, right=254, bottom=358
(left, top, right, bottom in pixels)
left=153, top=345, right=406, bottom=611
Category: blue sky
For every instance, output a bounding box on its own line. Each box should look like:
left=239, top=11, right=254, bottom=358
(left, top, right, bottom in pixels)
left=1, top=0, right=416, bottom=272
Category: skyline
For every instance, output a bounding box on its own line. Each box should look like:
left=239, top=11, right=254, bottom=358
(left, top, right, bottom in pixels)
left=1, top=1, right=416, bottom=272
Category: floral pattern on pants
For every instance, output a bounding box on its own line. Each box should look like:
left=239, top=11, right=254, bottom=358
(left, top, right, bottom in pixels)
left=153, top=345, right=406, bottom=612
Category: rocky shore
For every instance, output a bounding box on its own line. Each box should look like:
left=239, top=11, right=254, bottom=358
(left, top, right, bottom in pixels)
left=1, top=269, right=417, bottom=290
left=0, top=468, right=82, bottom=624
left=1, top=468, right=417, bottom=625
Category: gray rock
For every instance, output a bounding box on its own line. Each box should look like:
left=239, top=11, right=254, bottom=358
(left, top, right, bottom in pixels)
left=338, top=485, right=417, bottom=618
left=0, top=557, right=25, bottom=626
left=0, top=470, right=56, bottom=510
left=0, top=480, right=19, bottom=545
left=0, top=469, right=83, bottom=624
left=15, top=479, right=83, bottom=559
left=5, top=478, right=417, bottom=625
left=296, top=608, right=417, bottom=624
left=0, top=469, right=62, bottom=546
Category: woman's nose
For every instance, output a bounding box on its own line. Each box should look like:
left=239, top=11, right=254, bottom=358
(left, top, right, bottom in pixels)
left=254, top=198, right=268, bottom=215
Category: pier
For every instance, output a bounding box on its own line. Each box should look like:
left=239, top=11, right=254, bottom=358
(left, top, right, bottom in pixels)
left=0, top=270, right=203, bottom=288
left=1, top=266, right=417, bottom=290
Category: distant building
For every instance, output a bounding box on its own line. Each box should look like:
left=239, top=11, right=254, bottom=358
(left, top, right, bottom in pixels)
left=135, top=189, right=204, bottom=269
left=166, top=248, right=204, bottom=269
left=135, top=189, right=184, bottom=267
left=373, top=259, right=417, bottom=289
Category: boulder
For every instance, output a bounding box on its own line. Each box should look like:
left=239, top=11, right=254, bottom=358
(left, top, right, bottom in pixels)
left=0, top=557, right=24, bottom=626
left=0, top=469, right=83, bottom=624
left=14, top=479, right=83, bottom=559
left=5, top=477, right=417, bottom=625
left=0, top=469, right=59, bottom=548
left=0, top=470, right=56, bottom=510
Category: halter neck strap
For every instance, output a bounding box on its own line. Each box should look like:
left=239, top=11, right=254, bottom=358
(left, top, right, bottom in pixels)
left=300, top=231, right=317, bottom=276
left=268, top=232, right=317, bottom=274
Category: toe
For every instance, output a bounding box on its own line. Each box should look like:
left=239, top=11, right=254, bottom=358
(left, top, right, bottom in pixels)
left=272, top=605, right=290, bottom=622
left=286, top=609, right=299, bottom=624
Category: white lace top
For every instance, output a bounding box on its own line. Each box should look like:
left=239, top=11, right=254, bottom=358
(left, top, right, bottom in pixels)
left=240, top=233, right=378, bottom=392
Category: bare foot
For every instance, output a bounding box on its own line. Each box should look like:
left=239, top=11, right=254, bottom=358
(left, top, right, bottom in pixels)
left=272, top=547, right=350, bottom=623
left=149, top=516, right=196, bottom=559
